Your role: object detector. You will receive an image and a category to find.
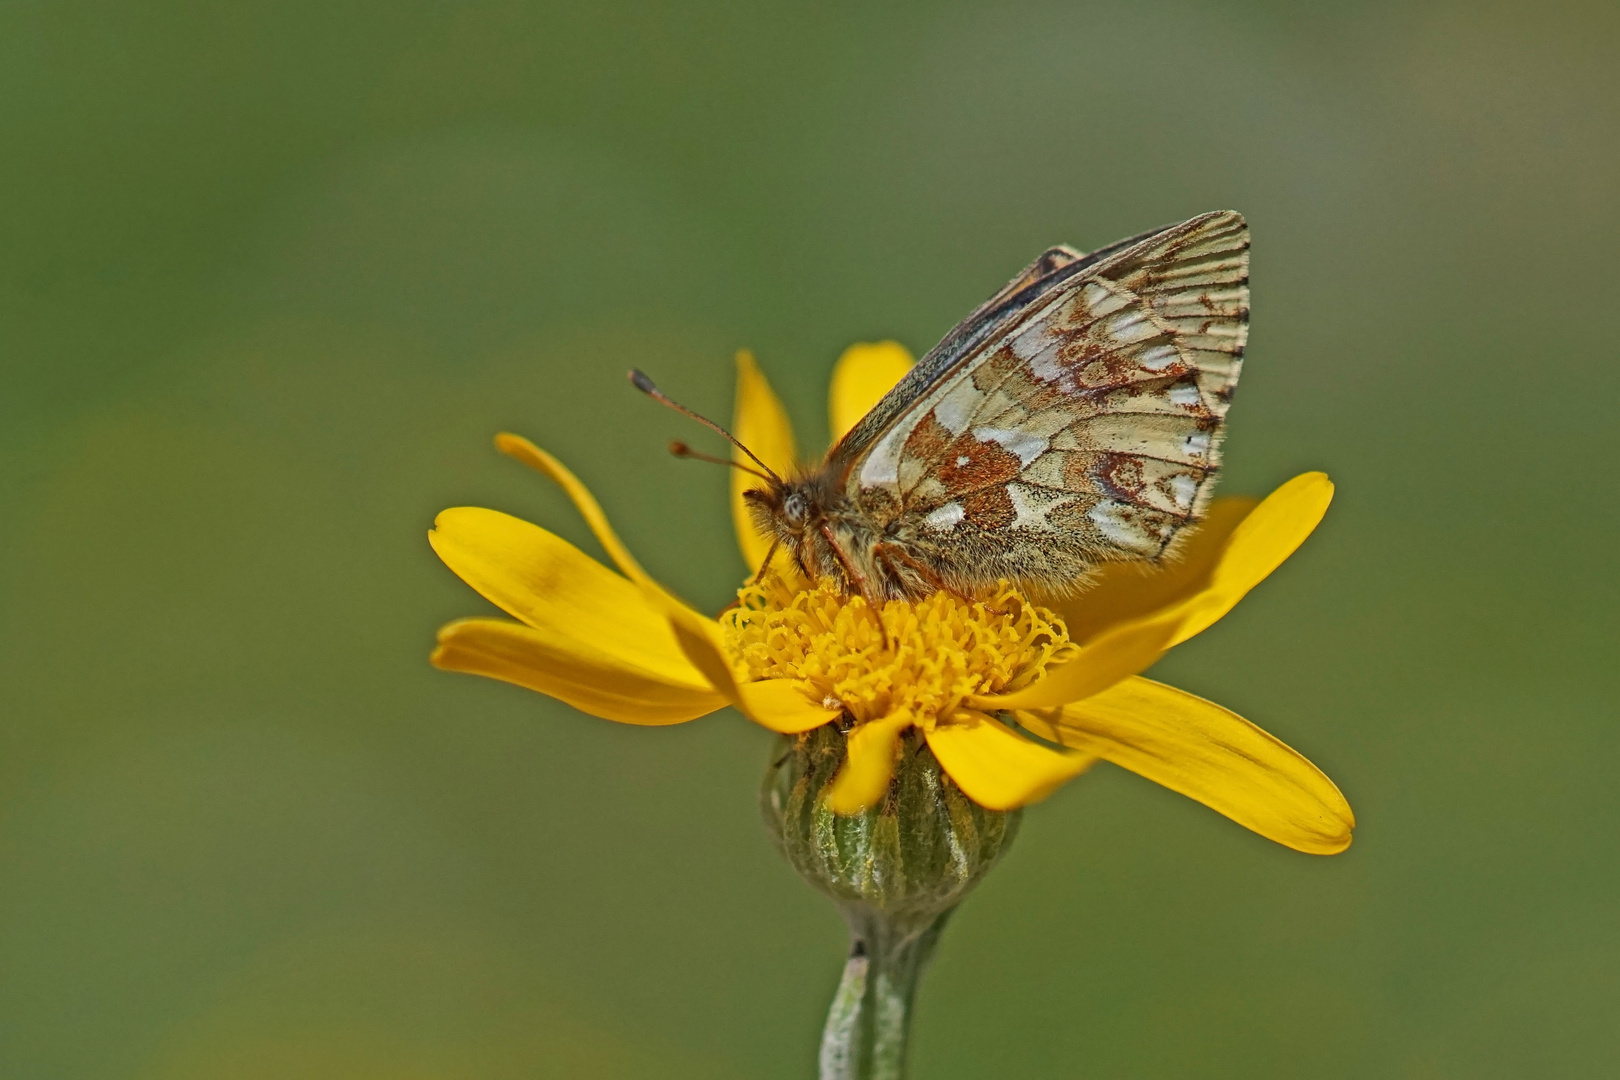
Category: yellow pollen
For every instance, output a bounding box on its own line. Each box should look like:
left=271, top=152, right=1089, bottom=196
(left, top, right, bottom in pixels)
left=721, top=573, right=1078, bottom=729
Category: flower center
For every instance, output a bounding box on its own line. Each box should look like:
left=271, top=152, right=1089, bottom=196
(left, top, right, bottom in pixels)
left=722, top=573, right=1077, bottom=728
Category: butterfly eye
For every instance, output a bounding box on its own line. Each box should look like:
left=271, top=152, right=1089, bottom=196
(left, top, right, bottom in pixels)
left=781, top=492, right=811, bottom=531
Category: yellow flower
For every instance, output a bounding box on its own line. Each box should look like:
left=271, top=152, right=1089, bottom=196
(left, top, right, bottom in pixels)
left=429, top=343, right=1354, bottom=855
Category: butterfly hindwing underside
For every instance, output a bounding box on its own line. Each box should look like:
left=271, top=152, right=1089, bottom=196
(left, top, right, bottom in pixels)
left=823, top=211, right=1249, bottom=596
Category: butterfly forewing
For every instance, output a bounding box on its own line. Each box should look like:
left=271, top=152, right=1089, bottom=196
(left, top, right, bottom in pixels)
left=838, top=211, right=1249, bottom=592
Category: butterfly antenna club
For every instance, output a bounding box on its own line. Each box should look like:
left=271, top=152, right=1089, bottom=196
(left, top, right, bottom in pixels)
left=668, top=440, right=775, bottom=482
left=628, top=369, right=782, bottom=483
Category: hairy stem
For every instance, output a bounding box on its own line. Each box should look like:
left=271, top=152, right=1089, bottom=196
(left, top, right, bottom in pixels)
left=819, top=906, right=951, bottom=1080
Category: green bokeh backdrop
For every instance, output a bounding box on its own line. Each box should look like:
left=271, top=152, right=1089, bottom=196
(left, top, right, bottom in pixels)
left=3, top=1, right=1617, bottom=1076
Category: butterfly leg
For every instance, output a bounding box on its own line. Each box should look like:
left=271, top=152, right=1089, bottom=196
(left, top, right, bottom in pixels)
left=872, top=542, right=999, bottom=611
left=709, top=540, right=779, bottom=619
left=749, top=538, right=781, bottom=585
left=818, top=522, right=893, bottom=650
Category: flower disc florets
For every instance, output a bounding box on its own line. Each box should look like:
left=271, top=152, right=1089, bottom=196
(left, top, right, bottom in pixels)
left=722, top=573, right=1078, bottom=729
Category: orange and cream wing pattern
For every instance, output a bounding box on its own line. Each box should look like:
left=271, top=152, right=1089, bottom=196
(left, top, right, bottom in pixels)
left=845, top=211, right=1249, bottom=569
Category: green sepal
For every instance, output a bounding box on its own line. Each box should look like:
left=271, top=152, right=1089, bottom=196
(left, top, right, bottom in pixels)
left=762, top=724, right=1020, bottom=925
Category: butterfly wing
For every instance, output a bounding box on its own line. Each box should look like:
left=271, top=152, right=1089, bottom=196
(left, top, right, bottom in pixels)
left=835, top=211, right=1249, bottom=591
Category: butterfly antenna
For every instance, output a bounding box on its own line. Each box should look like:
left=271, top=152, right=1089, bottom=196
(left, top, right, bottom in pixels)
left=628, top=369, right=783, bottom=483
left=668, top=441, right=775, bottom=483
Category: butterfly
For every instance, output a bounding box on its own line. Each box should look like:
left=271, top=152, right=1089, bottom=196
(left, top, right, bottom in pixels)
left=634, top=210, right=1248, bottom=604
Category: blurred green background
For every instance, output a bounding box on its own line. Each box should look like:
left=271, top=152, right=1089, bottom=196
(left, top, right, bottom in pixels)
left=3, top=1, right=1617, bottom=1076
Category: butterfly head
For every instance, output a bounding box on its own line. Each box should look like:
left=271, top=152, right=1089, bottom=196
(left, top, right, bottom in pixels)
left=743, top=475, right=826, bottom=536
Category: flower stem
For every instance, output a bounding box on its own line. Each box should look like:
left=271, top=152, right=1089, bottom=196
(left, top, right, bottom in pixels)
left=819, top=905, right=951, bottom=1080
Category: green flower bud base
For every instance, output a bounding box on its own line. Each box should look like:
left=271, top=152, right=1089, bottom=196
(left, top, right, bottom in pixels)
left=762, top=725, right=1021, bottom=1080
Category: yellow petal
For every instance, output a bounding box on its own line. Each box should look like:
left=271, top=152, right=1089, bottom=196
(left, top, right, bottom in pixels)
left=495, top=433, right=717, bottom=626
left=925, top=712, right=1093, bottom=811
left=658, top=599, right=842, bottom=735
left=973, top=608, right=1181, bottom=711
left=493, top=433, right=657, bottom=591
left=738, top=679, right=845, bottom=734
left=429, top=507, right=711, bottom=687
left=731, top=350, right=798, bottom=571
left=1020, top=677, right=1354, bottom=854
left=827, top=711, right=913, bottom=814
left=432, top=618, right=727, bottom=725
left=1049, top=496, right=1257, bottom=644
left=1171, top=471, right=1333, bottom=646
left=827, top=341, right=914, bottom=445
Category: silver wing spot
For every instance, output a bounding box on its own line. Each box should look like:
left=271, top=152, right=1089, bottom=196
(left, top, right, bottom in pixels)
left=1104, top=310, right=1160, bottom=344
left=1008, top=483, right=1073, bottom=531
left=973, top=426, right=1048, bottom=466
left=924, top=501, right=966, bottom=532
left=1138, top=343, right=1181, bottom=372
left=1010, top=323, right=1060, bottom=362
left=1079, top=281, right=1130, bottom=319
left=859, top=426, right=906, bottom=487
left=1169, top=471, right=1198, bottom=511
left=1168, top=381, right=1202, bottom=407
left=932, top=382, right=983, bottom=436
left=1088, top=499, right=1170, bottom=554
